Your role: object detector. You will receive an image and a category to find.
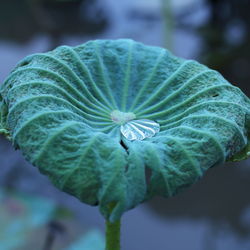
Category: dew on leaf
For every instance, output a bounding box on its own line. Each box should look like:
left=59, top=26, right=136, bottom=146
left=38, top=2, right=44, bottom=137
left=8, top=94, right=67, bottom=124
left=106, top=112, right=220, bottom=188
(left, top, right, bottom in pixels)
left=121, top=119, right=160, bottom=141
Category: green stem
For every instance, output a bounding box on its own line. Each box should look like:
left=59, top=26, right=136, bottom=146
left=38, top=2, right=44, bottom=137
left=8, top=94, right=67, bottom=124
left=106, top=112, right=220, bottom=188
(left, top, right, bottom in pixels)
left=162, top=0, right=174, bottom=50
left=105, top=219, right=121, bottom=250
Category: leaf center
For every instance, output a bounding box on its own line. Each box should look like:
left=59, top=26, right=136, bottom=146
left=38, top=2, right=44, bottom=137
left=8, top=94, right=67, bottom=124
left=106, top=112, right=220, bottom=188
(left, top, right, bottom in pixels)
left=111, top=110, right=136, bottom=125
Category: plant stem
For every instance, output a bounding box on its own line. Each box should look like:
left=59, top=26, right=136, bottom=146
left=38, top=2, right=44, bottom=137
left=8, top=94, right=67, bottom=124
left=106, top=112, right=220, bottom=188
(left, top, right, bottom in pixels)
left=162, top=0, right=174, bottom=50
left=105, top=219, right=121, bottom=250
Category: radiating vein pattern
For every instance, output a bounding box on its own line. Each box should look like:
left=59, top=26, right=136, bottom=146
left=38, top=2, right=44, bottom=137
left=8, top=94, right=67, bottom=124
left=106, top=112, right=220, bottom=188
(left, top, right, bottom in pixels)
left=0, top=39, right=249, bottom=222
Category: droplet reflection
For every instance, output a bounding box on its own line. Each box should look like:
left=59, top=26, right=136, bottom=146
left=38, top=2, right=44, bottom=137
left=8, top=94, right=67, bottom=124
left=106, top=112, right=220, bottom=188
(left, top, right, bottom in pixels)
left=121, top=119, right=160, bottom=141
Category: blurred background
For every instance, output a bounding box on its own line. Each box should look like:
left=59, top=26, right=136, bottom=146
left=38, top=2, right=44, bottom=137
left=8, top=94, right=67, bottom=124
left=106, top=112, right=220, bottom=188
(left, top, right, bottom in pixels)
left=0, top=0, right=250, bottom=249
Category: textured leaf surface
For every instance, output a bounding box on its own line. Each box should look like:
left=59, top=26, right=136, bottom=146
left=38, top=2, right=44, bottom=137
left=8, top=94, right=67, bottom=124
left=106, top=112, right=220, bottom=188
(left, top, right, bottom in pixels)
left=0, top=39, right=250, bottom=221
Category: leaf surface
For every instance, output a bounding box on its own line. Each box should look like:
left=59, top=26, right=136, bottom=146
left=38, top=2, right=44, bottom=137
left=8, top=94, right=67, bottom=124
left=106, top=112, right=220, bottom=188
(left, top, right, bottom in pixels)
left=1, top=39, right=249, bottom=221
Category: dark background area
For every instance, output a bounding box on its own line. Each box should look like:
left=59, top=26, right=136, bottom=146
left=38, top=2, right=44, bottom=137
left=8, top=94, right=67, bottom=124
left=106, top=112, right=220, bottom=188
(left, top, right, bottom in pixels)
left=0, top=0, right=250, bottom=249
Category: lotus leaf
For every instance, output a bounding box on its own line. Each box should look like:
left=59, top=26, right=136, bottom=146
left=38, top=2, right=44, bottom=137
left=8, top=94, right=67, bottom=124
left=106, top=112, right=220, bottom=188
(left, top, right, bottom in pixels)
left=0, top=39, right=249, bottom=222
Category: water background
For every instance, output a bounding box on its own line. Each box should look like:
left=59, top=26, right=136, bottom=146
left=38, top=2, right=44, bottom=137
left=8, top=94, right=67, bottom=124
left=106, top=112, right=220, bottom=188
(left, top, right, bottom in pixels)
left=0, top=1, right=250, bottom=249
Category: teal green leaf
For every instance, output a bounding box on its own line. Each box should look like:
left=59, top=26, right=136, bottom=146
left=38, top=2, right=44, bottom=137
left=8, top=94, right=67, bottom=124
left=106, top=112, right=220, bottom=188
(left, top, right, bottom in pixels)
left=0, top=39, right=250, bottom=221
left=228, top=139, right=250, bottom=162
left=0, top=99, right=10, bottom=139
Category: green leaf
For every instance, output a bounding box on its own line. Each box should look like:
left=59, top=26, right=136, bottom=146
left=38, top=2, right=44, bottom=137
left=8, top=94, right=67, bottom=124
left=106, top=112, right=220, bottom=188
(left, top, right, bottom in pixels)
left=228, top=141, right=250, bottom=162
left=0, top=99, right=11, bottom=139
left=0, top=39, right=249, bottom=221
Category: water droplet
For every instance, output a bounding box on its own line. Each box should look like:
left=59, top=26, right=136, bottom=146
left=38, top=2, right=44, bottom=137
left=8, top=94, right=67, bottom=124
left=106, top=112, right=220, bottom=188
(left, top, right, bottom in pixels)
left=121, top=119, right=160, bottom=141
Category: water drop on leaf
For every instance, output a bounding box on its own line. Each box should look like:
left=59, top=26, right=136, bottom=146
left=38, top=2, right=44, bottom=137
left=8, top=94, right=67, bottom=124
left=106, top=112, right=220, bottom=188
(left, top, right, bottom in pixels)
left=121, top=119, right=160, bottom=141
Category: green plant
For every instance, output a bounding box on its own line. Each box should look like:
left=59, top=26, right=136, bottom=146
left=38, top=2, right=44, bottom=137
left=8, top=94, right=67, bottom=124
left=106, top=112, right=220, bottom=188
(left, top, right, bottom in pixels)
left=0, top=39, right=249, bottom=250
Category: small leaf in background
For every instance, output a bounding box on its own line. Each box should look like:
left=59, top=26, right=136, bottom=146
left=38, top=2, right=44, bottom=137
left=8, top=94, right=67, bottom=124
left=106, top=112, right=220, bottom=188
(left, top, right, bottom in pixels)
left=0, top=188, right=56, bottom=250
left=0, top=188, right=104, bottom=250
